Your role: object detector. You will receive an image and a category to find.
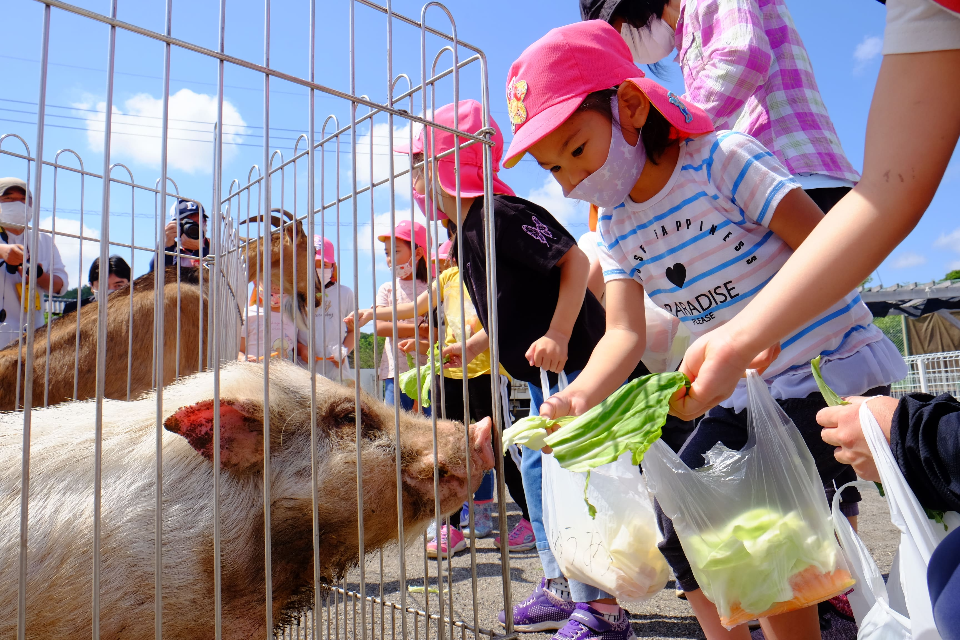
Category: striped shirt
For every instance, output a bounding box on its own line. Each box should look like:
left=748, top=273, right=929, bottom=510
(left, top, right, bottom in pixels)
left=596, top=132, right=903, bottom=407
left=676, top=0, right=860, bottom=183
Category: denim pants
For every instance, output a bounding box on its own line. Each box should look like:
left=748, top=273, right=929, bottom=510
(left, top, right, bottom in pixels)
left=383, top=378, right=431, bottom=417
left=523, top=371, right=613, bottom=603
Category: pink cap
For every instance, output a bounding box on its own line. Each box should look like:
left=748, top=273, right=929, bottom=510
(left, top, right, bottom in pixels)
left=503, top=21, right=713, bottom=168
left=438, top=239, right=453, bottom=260
left=377, top=219, right=428, bottom=250
left=314, top=235, right=336, bottom=264
left=398, top=100, right=516, bottom=199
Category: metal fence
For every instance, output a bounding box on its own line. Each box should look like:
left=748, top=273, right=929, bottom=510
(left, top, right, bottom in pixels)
left=1, top=1, right=514, bottom=640
left=890, top=350, right=960, bottom=398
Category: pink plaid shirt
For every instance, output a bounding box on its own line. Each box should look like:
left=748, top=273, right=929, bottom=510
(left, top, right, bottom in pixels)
left=676, top=0, right=860, bottom=183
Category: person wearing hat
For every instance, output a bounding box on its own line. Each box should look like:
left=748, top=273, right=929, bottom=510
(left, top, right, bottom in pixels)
left=148, top=198, right=211, bottom=271
left=505, top=21, right=906, bottom=640
left=371, top=220, right=433, bottom=413
left=379, top=98, right=652, bottom=629
left=296, top=236, right=355, bottom=381
left=0, top=177, right=68, bottom=349
left=60, top=255, right=132, bottom=316
left=580, top=0, right=860, bottom=217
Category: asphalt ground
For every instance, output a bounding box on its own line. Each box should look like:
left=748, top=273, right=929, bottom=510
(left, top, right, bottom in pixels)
left=290, top=486, right=898, bottom=640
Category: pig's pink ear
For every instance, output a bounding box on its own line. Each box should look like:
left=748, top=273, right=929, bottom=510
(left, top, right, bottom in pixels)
left=164, top=399, right=264, bottom=472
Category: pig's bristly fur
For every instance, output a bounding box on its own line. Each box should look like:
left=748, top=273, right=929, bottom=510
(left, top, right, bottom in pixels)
left=0, top=361, right=488, bottom=640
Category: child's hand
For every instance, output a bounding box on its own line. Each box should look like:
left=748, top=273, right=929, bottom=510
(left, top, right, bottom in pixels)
left=537, top=389, right=591, bottom=453
left=345, top=309, right=373, bottom=330
left=442, top=341, right=479, bottom=369
left=525, top=329, right=568, bottom=373
left=399, top=338, right=431, bottom=356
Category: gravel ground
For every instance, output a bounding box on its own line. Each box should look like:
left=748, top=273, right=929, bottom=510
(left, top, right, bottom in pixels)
left=291, top=486, right=898, bottom=640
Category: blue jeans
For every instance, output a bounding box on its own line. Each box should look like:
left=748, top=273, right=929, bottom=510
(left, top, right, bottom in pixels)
left=522, top=371, right=612, bottom=603
left=383, top=378, right=431, bottom=417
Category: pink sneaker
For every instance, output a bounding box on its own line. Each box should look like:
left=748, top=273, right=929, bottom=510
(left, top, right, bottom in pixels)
left=426, top=525, right=466, bottom=558
left=495, top=518, right=536, bottom=552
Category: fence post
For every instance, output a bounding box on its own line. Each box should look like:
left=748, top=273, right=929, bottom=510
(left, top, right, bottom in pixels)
left=918, top=356, right=929, bottom=394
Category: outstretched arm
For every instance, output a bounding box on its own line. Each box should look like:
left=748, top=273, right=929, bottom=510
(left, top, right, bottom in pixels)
left=345, top=285, right=435, bottom=330
left=672, top=50, right=960, bottom=419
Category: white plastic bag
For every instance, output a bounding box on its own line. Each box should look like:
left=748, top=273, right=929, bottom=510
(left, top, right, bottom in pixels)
left=542, top=453, right=669, bottom=606
left=642, top=370, right=854, bottom=629
left=832, top=480, right=911, bottom=640
left=536, top=367, right=669, bottom=606
left=640, top=294, right=690, bottom=374
left=832, top=401, right=960, bottom=640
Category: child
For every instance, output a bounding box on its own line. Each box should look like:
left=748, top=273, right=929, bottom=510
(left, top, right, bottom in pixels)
left=503, top=21, right=907, bottom=640
left=374, top=220, right=432, bottom=412
left=349, top=253, right=533, bottom=558
left=298, top=236, right=355, bottom=382
left=239, top=281, right=302, bottom=363
left=391, top=98, right=648, bottom=636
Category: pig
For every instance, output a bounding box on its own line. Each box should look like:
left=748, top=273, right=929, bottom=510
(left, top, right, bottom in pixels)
left=0, top=360, right=494, bottom=640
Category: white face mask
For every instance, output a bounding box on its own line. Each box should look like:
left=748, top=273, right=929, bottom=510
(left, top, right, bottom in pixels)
left=386, top=253, right=416, bottom=279
left=317, top=266, right=334, bottom=285
left=566, top=95, right=647, bottom=209
left=0, top=200, right=32, bottom=231
left=621, top=18, right=676, bottom=65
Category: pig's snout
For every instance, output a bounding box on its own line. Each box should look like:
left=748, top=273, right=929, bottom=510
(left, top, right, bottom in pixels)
left=470, top=417, right=495, bottom=473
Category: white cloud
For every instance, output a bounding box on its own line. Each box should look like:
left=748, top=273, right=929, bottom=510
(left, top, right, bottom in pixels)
left=355, top=122, right=413, bottom=195
left=39, top=216, right=101, bottom=291
left=935, top=228, right=960, bottom=249
left=524, top=176, right=588, bottom=229
left=73, top=89, right=247, bottom=174
left=853, top=36, right=883, bottom=73
left=891, top=251, right=927, bottom=269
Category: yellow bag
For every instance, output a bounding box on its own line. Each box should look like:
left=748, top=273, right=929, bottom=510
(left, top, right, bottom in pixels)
left=15, top=282, right=42, bottom=312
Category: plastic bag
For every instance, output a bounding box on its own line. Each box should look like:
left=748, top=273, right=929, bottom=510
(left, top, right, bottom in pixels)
left=537, top=367, right=669, bottom=606
left=542, top=452, right=669, bottom=606
left=642, top=370, right=854, bottom=629
left=640, top=294, right=690, bottom=374
left=835, top=401, right=960, bottom=640
left=832, top=480, right=911, bottom=640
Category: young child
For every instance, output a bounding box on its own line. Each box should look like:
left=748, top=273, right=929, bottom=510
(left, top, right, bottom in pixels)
left=349, top=252, right=533, bottom=558
left=239, top=281, right=302, bottom=363
left=383, top=98, right=648, bottom=636
left=375, top=220, right=432, bottom=412
left=504, top=21, right=907, bottom=640
left=298, top=235, right=355, bottom=382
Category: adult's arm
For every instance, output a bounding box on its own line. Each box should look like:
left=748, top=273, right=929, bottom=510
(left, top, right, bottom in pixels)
left=681, top=0, right=772, bottom=123
left=673, top=50, right=960, bottom=417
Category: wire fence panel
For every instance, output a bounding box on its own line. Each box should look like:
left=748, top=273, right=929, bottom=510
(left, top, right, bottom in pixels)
left=0, top=2, right=514, bottom=640
left=891, top=350, right=960, bottom=398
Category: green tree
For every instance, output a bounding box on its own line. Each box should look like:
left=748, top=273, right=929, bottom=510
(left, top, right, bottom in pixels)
left=58, top=284, right=92, bottom=302
left=945, top=270, right=960, bottom=281
left=350, top=332, right=386, bottom=370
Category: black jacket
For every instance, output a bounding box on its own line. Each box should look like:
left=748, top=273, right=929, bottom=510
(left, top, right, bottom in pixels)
left=891, top=393, right=960, bottom=512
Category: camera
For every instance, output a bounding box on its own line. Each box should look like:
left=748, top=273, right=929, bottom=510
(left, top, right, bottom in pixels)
left=180, top=218, right=201, bottom=240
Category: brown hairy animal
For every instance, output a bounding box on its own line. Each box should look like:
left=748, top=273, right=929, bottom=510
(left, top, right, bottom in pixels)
left=0, top=211, right=321, bottom=411
left=0, top=361, right=495, bottom=640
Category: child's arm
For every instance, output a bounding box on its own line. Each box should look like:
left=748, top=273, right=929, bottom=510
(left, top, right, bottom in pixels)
left=442, top=329, right=489, bottom=369
left=766, top=188, right=825, bottom=251
left=525, top=245, right=590, bottom=373
left=345, top=286, right=434, bottom=330
left=296, top=342, right=310, bottom=363
left=539, top=279, right=648, bottom=420
left=586, top=257, right=605, bottom=301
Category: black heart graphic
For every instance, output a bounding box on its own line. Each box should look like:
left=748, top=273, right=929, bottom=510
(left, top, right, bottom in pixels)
left=665, top=263, right=687, bottom=288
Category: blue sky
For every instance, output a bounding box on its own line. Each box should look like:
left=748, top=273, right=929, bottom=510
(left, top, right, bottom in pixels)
left=2, top=0, right=958, bottom=306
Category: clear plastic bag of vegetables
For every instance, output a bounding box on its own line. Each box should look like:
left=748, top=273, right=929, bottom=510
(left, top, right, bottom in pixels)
left=642, top=370, right=855, bottom=629
left=542, top=452, right=669, bottom=606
